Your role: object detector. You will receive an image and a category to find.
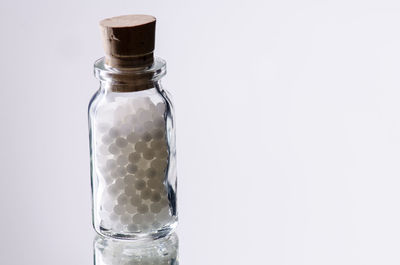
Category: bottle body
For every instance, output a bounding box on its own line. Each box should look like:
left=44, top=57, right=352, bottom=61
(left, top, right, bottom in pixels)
left=89, top=58, right=177, bottom=239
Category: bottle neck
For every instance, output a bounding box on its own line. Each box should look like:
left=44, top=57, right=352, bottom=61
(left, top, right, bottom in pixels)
left=104, top=53, right=154, bottom=68
left=100, top=79, right=160, bottom=93
left=94, top=57, right=166, bottom=93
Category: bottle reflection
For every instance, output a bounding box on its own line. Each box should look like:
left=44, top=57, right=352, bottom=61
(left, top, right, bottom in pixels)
left=94, top=233, right=179, bottom=265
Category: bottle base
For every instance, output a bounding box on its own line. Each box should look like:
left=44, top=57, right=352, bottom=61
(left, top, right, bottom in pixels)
left=95, top=221, right=177, bottom=240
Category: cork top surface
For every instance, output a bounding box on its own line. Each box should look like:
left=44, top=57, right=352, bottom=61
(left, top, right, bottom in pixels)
left=100, top=14, right=156, bottom=28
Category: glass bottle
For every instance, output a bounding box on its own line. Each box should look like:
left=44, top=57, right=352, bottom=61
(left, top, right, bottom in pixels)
left=88, top=15, right=177, bottom=239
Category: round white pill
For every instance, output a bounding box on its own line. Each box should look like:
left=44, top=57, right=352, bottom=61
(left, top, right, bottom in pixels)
left=114, top=179, right=125, bottom=189
left=115, top=166, right=127, bottom=177
left=109, top=213, right=119, bottom=221
left=125, top=204, right=136, bottom=214
left=157, top=149, right=169, bottom=159
left=124, top=185, right=136, bottom=196
left=123, top=174, right=136, bottom=185
left=136, top=158, right=149, bottom=169
left=152, top=129, right=164, bottom=140
left=107, top=184, right=120, bottom=196
left=150, top=140, right=165, bottom=150
left=135, top=180, right=146, bottom=190
left=109, top=127, right=120, bottom=138
left=97, top=122, right=110, bottom=133
left=128, top=152, right=141, bottom=163
left=138, top=109, right=152, bottom=121
left=127, top=132, right=139, bottom=143
left=155, top=103, right=165, bottom=114
left=119, top=123, right=133, bottom=136
left=143, top=149, right=155, bottom=160
left=154, top=117, right=165, bottom=128
left=117, top=194, right=128, bottom=205
left=132, top=214, right=144, bottom=224
left=152, top=221, right=162, bottom=229
left=127, top=223, right=139, bottom=232
left=141, top=188, right=152, bottom=200
left=143, top=121, right=154, bottom=131
left=120, top=214, right=132, bottom=225
left=147, top=178, right=162, bottom=189
left=136, top=169, right=146, bottom=179
left=101, top=134, right=113, bottom=144
left=145, top=168, right=158, bottom=178
left=160, top=198, right=169, bottom=207
left=116, top=155, right=128, bottom=166
left=108, top=143, right=120, bottom=155
left=150, top=192, right=161, bottom=202
left=143, top=212, right=155, bottom=223
left=137, top=204, right=149, bottom=214
left=151, top=158, right=167, bottom=171
left=98, top=144, right=109, bottom=155
left=115, top=137, right=128, bottom=148
left=150, top=203, right=162, bottom=213
left=155, top=207, right=171, bottom=223
left=113, top=205, right=125, bottom=215
left=126, top=164, right=138, bottom=174
left=125, top=114, right=137, bottom=125
left=105, top=159, right=117, bottom=171
left=130, top=194, right=142, bottom=206
left=135, top=141, right=147, bottom=153
left=103, top=199, right=114, bottom=212
left=142, top=132, right=153, bottom=142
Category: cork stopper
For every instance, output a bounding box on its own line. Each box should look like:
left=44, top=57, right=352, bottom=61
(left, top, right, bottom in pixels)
left=100, top=15, right=156, bottom=68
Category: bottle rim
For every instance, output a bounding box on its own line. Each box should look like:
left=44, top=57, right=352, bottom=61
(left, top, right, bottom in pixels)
left=94, top=57, right=166, bottom=83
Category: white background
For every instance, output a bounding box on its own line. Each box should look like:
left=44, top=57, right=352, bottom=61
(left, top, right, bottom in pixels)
left=1, top=0, right=400, bottom=264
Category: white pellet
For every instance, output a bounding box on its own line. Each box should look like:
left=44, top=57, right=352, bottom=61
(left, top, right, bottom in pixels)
left=126, top=164, right=138, bottom=174
left=142, top=132, right=153, bottom=142
left=125, top=204, right=136, bottom=214
left=137, top=204, right=149, bottom=214
left=130, top=194, right=142, bottom=206
left=105, top=159, right=117, bottom=171
left=127, top=223, right=139, bottom=232
left=123, top=174, right=136, bottom=185
left=117, top=194, right=128, bottom=205
left=145, top=168, right=157, bottom=178
left=152, top=129, right=164, bottom=140
left=150, top=203, right=162, bottom=213
left=113, top=205, right=125, bottom=215
left=127, top=132, right=139, bottom=143
left=120, top=214, right=132, bottom=225
left=132, top=214, right=144, bottom=224
left=128, top=152, right=141, bottom=163
left=150, top=192, right=161, bottom=202
left=101, top=134, right=113, bottom=144
left=116, top=155, right=128, bottom=166
left=115, top=137, right=128, bottom=148
left=143, top=149, right=155, bottom=160
left=141, top=188, right=152, bottom=200
left=135, top=180, right=146, bottom=190
left=109, top=127, right=120, bottom=138
left=108, top=143, right=120, bottom=155
left=135, top=141, right=148, bottom=153
left=124, top=185, right=136, bottom=196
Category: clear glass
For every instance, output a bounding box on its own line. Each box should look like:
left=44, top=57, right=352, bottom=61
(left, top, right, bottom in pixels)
left=94, top=232, right=179, bottom=265
left=89, top=57, right=177, bottom=240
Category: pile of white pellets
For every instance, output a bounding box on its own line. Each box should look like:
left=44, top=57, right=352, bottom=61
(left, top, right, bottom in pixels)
left=94, top=95, right=173, bottom=234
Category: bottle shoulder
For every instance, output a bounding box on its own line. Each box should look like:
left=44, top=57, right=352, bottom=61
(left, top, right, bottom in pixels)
left=88, top=86, right=174, bottom=118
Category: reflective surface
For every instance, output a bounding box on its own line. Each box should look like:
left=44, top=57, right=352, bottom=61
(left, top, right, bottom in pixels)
left=94, top=233, right=179, bottom=265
